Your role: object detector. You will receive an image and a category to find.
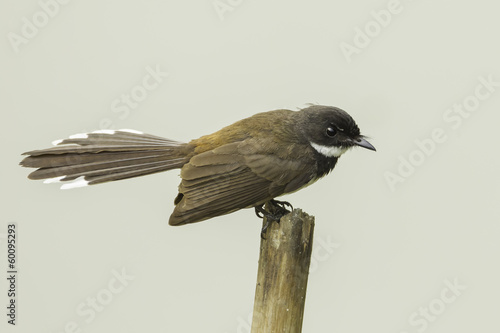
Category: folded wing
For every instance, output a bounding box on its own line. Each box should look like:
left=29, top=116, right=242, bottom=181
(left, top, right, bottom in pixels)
left=169, top=139, right=314, bottom=225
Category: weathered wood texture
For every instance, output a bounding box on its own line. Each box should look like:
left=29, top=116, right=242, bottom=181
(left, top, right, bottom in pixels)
left=251, top=208, right=315, bottom=333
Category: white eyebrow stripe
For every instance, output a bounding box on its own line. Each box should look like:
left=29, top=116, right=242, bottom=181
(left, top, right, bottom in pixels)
left=310, top=142, right=348, bottom=158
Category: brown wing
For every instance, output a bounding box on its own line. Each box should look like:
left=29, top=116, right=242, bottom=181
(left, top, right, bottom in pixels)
left=168, top=139, right=315, bottom=225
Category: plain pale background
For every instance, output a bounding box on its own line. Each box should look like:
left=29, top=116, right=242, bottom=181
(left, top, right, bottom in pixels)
left=1, top=0, right=499, bottom=332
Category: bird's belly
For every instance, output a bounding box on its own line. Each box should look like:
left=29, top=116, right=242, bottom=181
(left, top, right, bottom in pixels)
left=285, top=176, right=320, bottom=195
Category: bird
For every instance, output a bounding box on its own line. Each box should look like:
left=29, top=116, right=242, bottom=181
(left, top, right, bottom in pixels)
left=20, top=104, right=375, bottom=232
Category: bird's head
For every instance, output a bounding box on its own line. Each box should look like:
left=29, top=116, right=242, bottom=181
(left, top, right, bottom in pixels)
left=298, top=105, right=376, bottom=158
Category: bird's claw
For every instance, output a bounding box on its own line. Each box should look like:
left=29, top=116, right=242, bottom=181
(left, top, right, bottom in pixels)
left=270, top=199, right=293, bottom=213
left=255, top=200, right=294, bottom=239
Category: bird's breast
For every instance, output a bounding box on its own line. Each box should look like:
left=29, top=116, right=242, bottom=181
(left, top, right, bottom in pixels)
left=315, top=154, right=339, bottom=179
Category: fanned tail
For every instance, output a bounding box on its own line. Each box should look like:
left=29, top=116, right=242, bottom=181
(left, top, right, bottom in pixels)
left=20, top=129, right=193, bottom=189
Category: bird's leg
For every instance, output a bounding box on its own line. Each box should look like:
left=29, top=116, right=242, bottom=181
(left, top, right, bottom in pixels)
left=260, top=218, right=272, bottom=239
left=254, top=204, right=284, bottom=223
left=255, top=200, right=294, bottom=239
left=255, top=204, right=282, bottom=239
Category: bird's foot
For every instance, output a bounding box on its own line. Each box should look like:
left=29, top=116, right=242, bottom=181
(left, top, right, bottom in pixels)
left=254, top=200, right=294, bottom=239
left=269, top=199, right=293, bottom=214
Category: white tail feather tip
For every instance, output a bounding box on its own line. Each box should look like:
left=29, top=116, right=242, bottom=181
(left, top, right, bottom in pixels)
left=60, top=176, right=89, bottom=190
left=43, top=176, right=65, bottom=184
left=119, top=129, right=143, bottom=134
left=69, top=133, right=88, bottom=139
left=92, top=129, right=115, bottom=134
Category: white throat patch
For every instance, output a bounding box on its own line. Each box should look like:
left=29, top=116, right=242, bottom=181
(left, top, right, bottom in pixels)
left=310, top=142, right=348, bottom=158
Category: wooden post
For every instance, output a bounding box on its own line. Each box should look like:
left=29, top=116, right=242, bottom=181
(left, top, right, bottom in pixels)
left=251, top=208, right=315, bottom=333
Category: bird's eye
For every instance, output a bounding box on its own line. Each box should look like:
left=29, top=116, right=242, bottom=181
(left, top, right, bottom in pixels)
left=326, top=126, right=337, bottom=137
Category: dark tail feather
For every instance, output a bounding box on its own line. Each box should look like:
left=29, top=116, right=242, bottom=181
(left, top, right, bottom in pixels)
left=20, top=129, right=193, bottom=189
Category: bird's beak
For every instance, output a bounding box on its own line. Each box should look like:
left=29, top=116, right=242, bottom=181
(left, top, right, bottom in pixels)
left=353, top=137, right=376, bottom=151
